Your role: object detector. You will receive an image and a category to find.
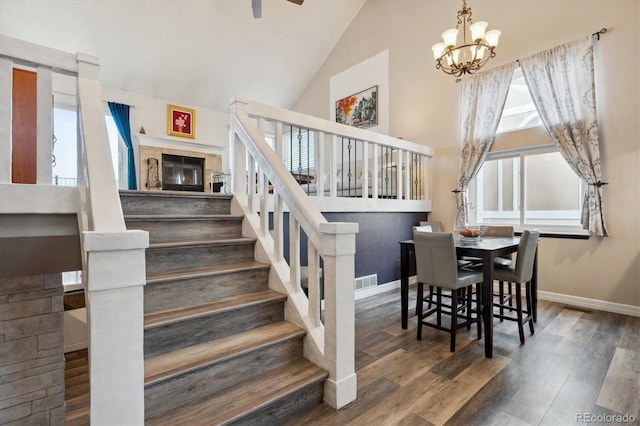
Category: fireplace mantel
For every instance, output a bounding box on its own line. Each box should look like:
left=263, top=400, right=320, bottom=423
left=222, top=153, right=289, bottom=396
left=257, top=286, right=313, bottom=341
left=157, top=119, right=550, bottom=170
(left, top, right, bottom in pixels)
left=136, top=134, right=225, bottom=155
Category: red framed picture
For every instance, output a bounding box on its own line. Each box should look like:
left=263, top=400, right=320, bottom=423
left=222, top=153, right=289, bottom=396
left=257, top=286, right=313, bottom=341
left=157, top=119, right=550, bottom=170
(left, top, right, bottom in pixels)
left=167, top=104, right=195, bottom=139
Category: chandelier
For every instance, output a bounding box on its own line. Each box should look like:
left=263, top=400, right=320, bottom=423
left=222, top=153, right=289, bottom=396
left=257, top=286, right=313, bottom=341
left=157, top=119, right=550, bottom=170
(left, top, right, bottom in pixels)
left=431, top=0, right=501, bottom=77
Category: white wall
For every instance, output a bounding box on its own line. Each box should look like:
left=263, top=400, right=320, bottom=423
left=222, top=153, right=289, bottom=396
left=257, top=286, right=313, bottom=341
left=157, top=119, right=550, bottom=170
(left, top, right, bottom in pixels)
left=293, top=0, right=640, bottom=309
left=329, top=50, right=389, bottom=135
left=103, top=88, right=231, bottom=185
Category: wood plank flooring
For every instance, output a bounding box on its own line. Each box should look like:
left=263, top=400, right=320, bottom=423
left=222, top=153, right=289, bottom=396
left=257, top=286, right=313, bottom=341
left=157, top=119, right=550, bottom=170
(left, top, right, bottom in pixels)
left=65, top=288, right=640, bottom=425
left=288, top=288, right=640, bottom=426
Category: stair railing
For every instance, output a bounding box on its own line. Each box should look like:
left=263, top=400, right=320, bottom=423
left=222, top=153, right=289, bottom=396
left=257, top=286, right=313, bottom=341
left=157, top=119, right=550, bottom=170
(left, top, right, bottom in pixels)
left=0, top=35, right=148, bottom=425
left=230, top=98, right=359, bottom=409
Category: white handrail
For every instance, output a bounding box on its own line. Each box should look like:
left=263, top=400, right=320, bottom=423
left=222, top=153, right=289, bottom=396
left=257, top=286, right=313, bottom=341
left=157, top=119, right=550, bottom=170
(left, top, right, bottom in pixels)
left=239, top=96, right=433, bottom=157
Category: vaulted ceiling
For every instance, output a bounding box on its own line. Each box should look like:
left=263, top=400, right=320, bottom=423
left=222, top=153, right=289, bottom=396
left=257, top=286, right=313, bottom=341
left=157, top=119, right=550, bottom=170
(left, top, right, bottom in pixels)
left=0, top=0, right=366, bottom=111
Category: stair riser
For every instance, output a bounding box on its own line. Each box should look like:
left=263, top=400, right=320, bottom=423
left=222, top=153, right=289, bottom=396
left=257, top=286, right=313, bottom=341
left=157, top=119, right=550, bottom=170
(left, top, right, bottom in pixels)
left=144, top=301, right=285, bottom=358
left=229, top=381, right=324, bottom=426
left=145, top=268, right=270, bottom=313
left=145, top=338, right=304, bottom=419
left=146, top=242, right=255, bottom=275
left=120, top=195, right=230, bottom=215
left=126, top=219, right=242, bottom=244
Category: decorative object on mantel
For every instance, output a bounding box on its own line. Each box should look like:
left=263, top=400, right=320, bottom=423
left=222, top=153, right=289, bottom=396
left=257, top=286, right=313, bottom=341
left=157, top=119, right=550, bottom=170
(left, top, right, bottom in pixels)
left=145, top=157, right=161, bottom=189
left=431, top=0, right=501, bottom=77
left=167, top=104, right=196, bottom=139
left=139, top=126, right=146, bottom=134
left=335, top=85, right=377, bottom=129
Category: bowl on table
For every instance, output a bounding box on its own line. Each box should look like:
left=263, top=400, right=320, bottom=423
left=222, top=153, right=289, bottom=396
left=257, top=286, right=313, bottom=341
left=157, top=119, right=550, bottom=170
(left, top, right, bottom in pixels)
left=458, top=226, right=487, bottom=244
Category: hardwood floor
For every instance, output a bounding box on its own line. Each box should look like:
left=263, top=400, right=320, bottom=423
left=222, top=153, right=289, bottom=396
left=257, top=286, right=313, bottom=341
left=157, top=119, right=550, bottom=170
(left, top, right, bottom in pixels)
left=65, top=288, right=639, bottom=425
left=288, top=288, right=640, bottom=426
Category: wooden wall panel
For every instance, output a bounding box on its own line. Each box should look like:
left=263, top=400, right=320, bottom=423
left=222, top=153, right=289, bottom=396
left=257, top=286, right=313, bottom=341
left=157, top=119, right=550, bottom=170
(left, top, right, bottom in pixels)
left=12, top=68, right=37, bottom=184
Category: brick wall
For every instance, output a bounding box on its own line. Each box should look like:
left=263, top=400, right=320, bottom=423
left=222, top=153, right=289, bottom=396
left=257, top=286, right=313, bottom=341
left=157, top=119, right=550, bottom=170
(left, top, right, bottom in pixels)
left=0, top=274, right=65, bottom=425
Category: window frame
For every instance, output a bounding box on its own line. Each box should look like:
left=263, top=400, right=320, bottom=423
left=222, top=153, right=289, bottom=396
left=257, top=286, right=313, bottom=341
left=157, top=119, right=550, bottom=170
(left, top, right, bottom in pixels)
left=469, top=144, right=588, bottom=236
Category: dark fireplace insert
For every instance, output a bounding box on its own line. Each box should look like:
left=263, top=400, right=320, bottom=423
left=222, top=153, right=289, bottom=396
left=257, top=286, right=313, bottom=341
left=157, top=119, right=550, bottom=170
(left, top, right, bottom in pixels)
left=162, top=154, right=205, bottom=192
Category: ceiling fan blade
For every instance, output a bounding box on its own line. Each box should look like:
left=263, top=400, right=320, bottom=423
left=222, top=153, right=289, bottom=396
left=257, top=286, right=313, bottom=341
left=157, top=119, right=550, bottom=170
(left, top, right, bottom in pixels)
left=287, top=0, right=304, bottom=4
left=252, top=0, right=262, bottom=18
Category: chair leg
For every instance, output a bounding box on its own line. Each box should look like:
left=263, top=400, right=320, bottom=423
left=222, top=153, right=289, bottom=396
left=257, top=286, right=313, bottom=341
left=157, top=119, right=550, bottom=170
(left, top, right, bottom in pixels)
left=515, top=282, right=525, bottom=344
left=436, top=287, right=442, bottom=327
left=450, top=289, right=458, bottom=352
left=498, top=281, right=505, bottom=322
left=428, top=285, right=434, bottom=309
left=526, top=281, right=535, bottom=335
left=466, top=286, right=472, bottom=330
left=416, top=283, right=424, bottom=341
left=476, top=283, right=482, bottom=340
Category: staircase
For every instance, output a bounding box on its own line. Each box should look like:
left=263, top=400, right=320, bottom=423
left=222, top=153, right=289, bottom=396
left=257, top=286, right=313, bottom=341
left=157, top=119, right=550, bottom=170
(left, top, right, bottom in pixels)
left=120, top=190, right=328, bottom=425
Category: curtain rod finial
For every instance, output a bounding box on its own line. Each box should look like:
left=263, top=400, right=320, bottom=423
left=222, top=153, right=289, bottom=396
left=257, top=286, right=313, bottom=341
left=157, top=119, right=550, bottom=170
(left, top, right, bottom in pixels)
left=593, top=28, right=607, bottom=39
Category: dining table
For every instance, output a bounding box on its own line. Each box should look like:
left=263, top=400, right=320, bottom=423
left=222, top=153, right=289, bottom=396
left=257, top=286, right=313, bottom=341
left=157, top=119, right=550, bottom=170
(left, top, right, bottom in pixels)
left=399, top=236, right=538, bottom=358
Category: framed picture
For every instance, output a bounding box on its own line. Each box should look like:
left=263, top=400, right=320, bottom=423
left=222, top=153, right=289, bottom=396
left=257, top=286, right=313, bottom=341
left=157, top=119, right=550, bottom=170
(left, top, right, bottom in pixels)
left=335, top=85, right=378, bottom=129
left=167, top=104, right=195, bottom=139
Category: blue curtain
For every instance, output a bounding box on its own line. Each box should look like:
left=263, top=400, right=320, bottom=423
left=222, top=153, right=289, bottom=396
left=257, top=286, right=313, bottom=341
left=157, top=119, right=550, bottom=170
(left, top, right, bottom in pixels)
left=107, top=102, right=137, bottom=190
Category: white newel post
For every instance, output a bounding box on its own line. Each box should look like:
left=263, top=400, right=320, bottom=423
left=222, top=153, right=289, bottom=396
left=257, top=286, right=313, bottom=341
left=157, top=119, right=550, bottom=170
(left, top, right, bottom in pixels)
left=83, top=230, right=149, bottom=426
left=320, top=222, right=358, bottom=409
left=230, top=98, right=249, bottom=195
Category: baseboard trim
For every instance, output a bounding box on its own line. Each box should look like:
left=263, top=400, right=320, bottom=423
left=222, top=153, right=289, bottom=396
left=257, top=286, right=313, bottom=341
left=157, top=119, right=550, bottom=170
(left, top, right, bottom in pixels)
left=538, top=290, right=640, bottom=317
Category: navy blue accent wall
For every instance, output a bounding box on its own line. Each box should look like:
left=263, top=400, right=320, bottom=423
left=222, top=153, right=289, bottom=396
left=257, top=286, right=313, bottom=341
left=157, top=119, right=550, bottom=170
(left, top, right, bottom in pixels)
left=270, top=212, right=427, bottom=285
left=322, top=212, right=427, bottom=284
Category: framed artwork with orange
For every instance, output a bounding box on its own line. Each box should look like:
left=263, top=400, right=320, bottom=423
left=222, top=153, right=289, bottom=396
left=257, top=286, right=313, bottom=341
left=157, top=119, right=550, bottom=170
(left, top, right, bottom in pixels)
left=167, top=104, right=195, bottom=138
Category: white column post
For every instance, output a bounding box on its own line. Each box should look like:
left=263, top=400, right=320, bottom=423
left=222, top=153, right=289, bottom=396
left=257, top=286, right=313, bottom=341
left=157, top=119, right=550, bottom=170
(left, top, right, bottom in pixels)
left=83, top=230, right=149, bottom=426
left=36, top=66, right=52, bottom=184
left=76, top=53, right=125, bottom=232
left=329, top=135, right=338, bottom=197
left=273, top=193, right=284, bottom=261
left=230, top=98, right=249, bottom=195
left=320, top=221, right=358, bottom=409
left=289, top=215, right=300, bottom=289
left=372, top=144, right=379, bottom=199
left=0, top=57, right=12, bottom=183
left=361, top=142, right=369, bottom=199
left=316, top=131, right=325, bottom=199
left=307, top=242, right=321, bottom=327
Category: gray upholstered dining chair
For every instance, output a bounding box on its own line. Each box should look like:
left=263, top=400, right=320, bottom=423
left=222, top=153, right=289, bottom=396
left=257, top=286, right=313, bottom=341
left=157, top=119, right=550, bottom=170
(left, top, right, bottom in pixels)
left=492, top=230, right=540, bottom=344
left=413, top=222, right=473, bottom=314
left=419, top=221, right=443, bottom=232
left=479, top=226, right=515, bottom=320
left=413, top=231, right=483, bottom=352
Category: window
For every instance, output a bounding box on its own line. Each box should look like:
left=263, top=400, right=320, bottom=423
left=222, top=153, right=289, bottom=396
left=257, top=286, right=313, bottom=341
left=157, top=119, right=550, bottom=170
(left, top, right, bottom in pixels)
left=468, top=68, right=586, bottom=234
left=52, top=106, right=78, bottom=186
left=469, top=146, right=585, bottom=232
left=497, top=67, right=542, bottom=134
left=282, top=127, right=315, bottom=173
left=105, top=113, right=127, bottom=189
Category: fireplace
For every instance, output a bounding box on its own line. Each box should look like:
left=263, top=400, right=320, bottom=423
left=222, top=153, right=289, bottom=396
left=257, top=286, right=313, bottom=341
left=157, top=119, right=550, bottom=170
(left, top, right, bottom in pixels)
left=162, top=154, right=205, bottom=192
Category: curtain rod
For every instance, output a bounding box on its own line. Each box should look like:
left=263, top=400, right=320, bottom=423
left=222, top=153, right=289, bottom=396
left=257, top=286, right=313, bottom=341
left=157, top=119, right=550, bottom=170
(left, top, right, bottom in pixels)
left=456, top=28, right=608, bottom=81
left=513, top=28, right=607, bottom=67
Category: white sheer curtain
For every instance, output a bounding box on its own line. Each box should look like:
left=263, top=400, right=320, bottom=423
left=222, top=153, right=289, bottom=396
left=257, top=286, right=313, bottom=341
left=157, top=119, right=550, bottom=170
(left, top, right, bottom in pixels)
left=455, top=62, right=515, bottom=228
left=520, top=36, right=608, bottom=236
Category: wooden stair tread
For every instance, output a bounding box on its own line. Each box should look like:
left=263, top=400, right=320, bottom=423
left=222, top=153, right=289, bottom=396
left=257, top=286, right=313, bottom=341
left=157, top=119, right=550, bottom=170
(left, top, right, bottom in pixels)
left=120, top=189, right=232, bottom=199
left=148, top=237, right=255, bottom=249
left=144, top=290, right=287, bottom=329
left=146, top=261, right=270, bottom=284
left=145, top=321, right=305, bottom=385
left=65, top=406, right=90, bottom=426
left=125, top=214, right=243, bottom=221
left=146, top=359, right=328, bottom=426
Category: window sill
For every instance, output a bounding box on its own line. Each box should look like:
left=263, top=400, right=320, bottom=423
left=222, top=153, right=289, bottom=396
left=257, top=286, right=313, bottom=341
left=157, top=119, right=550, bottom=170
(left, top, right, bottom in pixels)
left=514, top=229, right=590, bottom=240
